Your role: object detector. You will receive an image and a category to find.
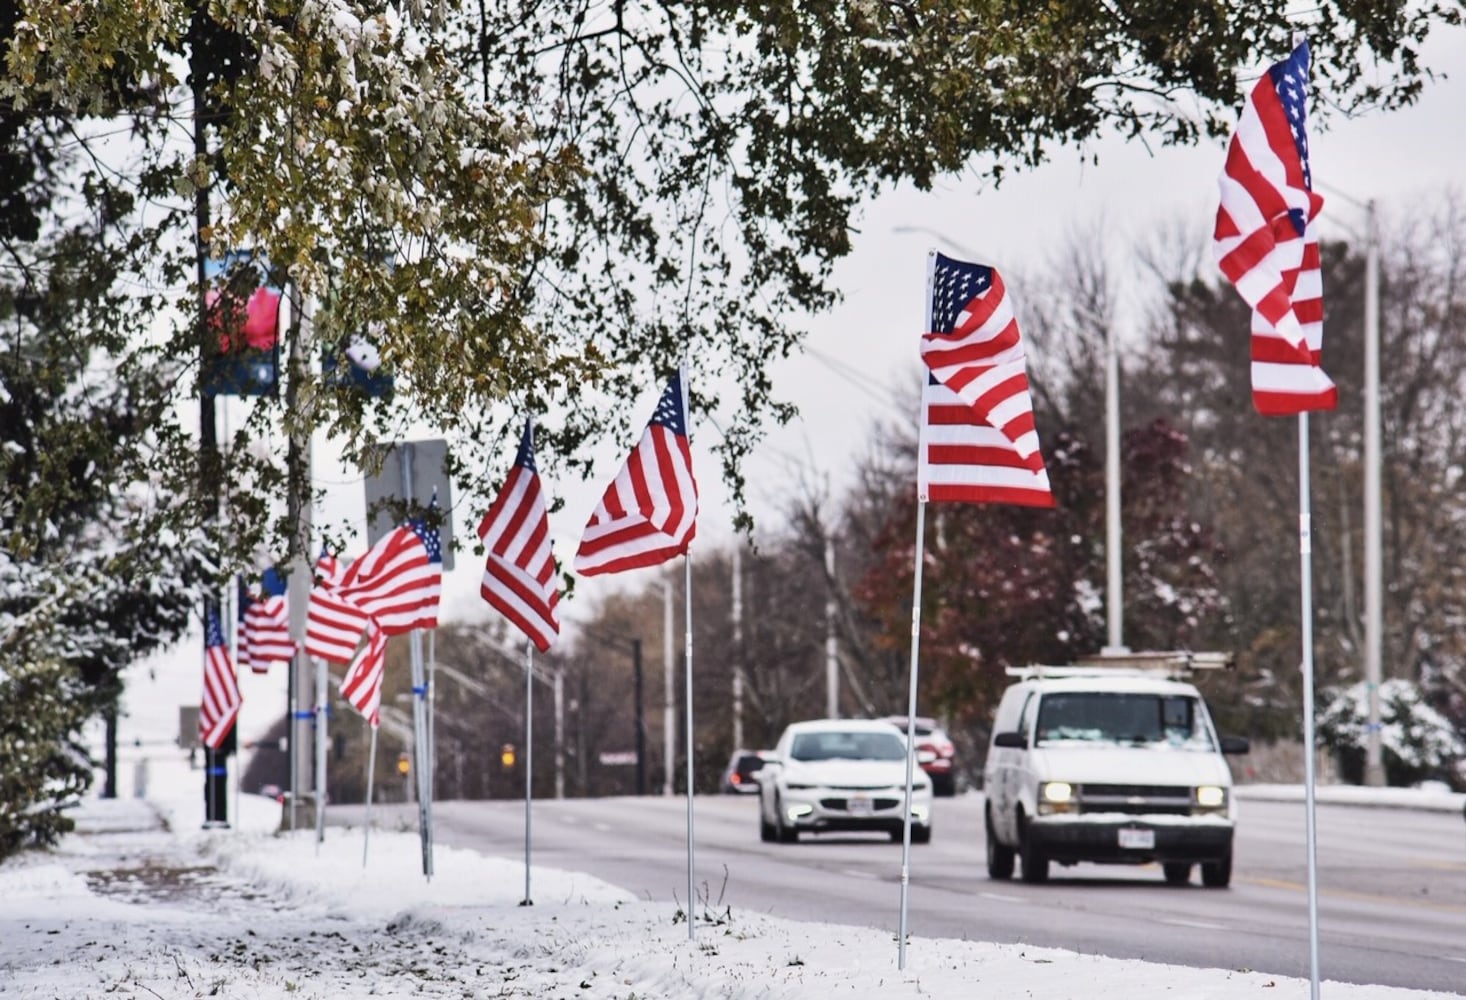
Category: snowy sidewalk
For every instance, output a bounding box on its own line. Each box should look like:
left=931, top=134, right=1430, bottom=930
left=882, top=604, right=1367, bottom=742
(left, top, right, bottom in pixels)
left=0, top=756, right=1461, bottom=999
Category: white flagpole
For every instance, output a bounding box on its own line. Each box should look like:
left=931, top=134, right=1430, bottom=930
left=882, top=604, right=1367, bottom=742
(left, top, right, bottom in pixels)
left=1298, top=414, right=1322, bottom=1000
left=523, top=640, right=534, bottom=906
left=678, top=359, right=697, bottom=940
left=897, top=501, right=927, bottom=971
left=399, top=446, right=433, bottom=881
left=362, top=721, right=377, bottom=867
left=314, top=654, right=328, bottom=851
left=683, top=548, right=696, bottom=939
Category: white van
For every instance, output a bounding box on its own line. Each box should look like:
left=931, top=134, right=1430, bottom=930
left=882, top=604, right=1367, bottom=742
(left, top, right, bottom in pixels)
left=982, top=656, right=1248, bottom=886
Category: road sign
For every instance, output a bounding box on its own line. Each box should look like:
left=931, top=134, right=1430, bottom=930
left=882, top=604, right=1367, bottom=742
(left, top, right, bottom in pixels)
left=362, top=438, right=455, bottom=569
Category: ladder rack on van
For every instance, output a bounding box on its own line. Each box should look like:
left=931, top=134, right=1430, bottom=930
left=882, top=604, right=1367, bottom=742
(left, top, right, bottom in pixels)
left=1006, top=649, right=1233, bottom=681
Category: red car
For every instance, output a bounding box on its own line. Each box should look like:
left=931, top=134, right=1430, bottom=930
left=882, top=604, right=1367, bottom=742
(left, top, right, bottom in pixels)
left=881, top=716, right=957, bottom=796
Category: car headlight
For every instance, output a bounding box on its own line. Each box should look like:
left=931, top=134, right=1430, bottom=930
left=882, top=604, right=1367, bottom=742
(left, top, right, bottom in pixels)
left=1195, top=785, right=1227, bottom=811
left=1038, top=781, right=1075, bottom=815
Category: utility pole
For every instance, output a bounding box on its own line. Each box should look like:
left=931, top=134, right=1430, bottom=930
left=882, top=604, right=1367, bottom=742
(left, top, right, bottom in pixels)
left=285, top=287, right=314, bottom=832
left=191, top=16, right=228, bottom=829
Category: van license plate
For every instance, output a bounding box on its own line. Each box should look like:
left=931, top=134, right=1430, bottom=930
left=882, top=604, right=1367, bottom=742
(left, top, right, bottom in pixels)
left=1119, top=828, right=1154, bottom=849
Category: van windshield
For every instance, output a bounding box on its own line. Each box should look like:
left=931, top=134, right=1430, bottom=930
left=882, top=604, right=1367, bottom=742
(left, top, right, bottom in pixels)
left=1034, top=693, right=1214, bottom=750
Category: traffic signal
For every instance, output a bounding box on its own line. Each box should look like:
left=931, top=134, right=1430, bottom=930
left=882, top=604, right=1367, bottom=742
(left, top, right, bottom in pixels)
left=396, top=752, right=411, bottom=776
left=500, top=743, right=516, bottom=769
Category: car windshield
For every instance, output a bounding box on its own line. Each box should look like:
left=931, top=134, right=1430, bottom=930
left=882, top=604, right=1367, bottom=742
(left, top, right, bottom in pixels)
left=790, top=730, right=907, bottom=762
left=1035, top=693, right=1215, bottom=750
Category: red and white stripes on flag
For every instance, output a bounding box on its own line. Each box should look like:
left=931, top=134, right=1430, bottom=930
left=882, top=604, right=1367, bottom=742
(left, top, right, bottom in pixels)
left=336, top=515, right=443, bottom=635
left=305, top=547, right=370, bottom=663
left=242, top=587, right=293, bottom=672
left=200, top=603, right=242, bottom=750
left=478, top=418, right=560, bottom=652
left=1214, top=38, right=1336, bottom=416
left=339, top=621, right=387, bottom=728
left=575, top=367, right=698, bottom=575
left=918, top=253, right=1054, bottom=507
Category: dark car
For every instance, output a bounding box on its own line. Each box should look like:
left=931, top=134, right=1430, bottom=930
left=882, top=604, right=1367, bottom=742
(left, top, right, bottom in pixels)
left=721, top=749, right=772, bottom=794
left=881, top=715, right=958, bottom=796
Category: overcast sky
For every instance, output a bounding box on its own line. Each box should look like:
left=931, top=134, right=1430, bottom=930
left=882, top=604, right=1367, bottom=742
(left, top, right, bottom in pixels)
left=120, top=25, right=1466, bottom=748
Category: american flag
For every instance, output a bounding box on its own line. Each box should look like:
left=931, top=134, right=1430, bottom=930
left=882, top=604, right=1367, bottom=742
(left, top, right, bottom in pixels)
left=339, top=620, right=386, bottom=727
left=918, top=254, right=1054, bottom=507
left=234, top=576, right=255, bottom=672
left=1214, top=38, right=1336, bottom=415
left=200, top=602, right=242, bottom=750
left=336, top=506, right=443, bottom=635
left=241, top=567, right=294, bottom=672
left=575, top=367, right=699, bottom=575
left=305, top=546, right=370, bottom=663
left=478, top=418, right=561, bottom=652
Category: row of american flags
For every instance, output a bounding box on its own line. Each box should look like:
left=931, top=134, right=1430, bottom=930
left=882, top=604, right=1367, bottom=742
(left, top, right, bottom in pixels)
left=200, top=369, right=702, bottom=748
left=202, top=37, right=1332, bottom=748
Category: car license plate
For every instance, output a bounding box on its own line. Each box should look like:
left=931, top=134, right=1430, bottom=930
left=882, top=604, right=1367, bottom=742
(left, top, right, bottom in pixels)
left=848, top=795, right=874, bottom=816
left=1119, top=827, right=1154, bottom=849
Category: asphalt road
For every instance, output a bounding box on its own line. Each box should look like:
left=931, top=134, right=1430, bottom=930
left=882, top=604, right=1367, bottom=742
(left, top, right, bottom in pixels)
left=335, top=792, right=1466, bottom=994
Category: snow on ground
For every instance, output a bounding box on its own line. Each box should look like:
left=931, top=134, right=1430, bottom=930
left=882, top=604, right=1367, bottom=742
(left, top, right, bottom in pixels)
left=1, top=755, right=1462, bottom=999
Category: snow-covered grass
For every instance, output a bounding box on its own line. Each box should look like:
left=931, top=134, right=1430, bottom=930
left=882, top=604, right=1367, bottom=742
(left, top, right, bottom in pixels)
left=0, top=753, right=1461, bottom=999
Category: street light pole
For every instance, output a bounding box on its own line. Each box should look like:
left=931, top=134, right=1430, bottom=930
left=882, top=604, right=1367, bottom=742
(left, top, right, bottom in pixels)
left=1104, top=312, right=1126, bottom=655
left=824, top=536, right=839, bottom=718
left=1311, top=182, right=1386, bottom=787
left=1363, top=200, right=1384, bottom=787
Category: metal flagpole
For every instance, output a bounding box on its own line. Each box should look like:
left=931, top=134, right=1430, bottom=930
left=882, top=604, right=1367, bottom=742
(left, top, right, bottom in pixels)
left=362, top=722, right=377, bottom=867
left=663, top=573, right=675, bottom=797
left=1298, top=413, right=1322, bottom=1000
left=897, top=501, right=927, bottom=971
left=314, top=654, right=328, bottom=850
left=683, top=550, right=696, bottom=939
left=522, top=640, right=534, bottom=906
left=400, top=444, right=433, bottom=879
left=427, top=628, right=437, bottom=863
left=409, top=632, right=432, bottom=878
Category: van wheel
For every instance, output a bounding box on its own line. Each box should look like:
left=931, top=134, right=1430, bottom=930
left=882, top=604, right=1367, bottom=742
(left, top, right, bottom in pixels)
left=1163, top=862, right=1192, bottom=885
left=760, top=809, right=776, bottom=843
left=1018, top=812, right=1049, bottom=883
left=1201, top=852, right=1232, bottom=888
left=986, top=806, right=1015, bottom=880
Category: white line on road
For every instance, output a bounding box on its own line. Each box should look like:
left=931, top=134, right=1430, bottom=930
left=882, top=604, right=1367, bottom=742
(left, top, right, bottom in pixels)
left=842, top=869, right=878, bottom=880
left=1158, top=917, right=1226, bottom=930
left=978, top=892, right=1025, bottom=904
left=1442, top=956, right=1466, bottom=964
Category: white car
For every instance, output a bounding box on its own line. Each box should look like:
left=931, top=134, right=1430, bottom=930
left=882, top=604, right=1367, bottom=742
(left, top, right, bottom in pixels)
left=758, top=719, right=933, bottom=843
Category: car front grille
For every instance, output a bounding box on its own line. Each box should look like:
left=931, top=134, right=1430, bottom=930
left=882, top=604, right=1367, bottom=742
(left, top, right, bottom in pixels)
left=1077, top=784, right=1193, bottom=815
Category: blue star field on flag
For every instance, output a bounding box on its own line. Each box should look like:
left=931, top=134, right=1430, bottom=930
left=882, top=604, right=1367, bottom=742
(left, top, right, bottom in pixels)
left=930, top=254, right=995, bottom=335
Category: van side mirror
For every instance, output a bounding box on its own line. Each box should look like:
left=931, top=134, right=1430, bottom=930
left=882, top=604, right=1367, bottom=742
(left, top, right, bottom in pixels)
left=993, top=731, right=1027, bottom=749
left=1219, top=735, right=1250, bottom=755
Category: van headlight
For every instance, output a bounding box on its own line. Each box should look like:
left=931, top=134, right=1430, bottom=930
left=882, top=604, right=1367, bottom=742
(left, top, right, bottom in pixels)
left=1038, top=781, right=1075, bottom=815
left=1194, top=785, right=1227, bottom=813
